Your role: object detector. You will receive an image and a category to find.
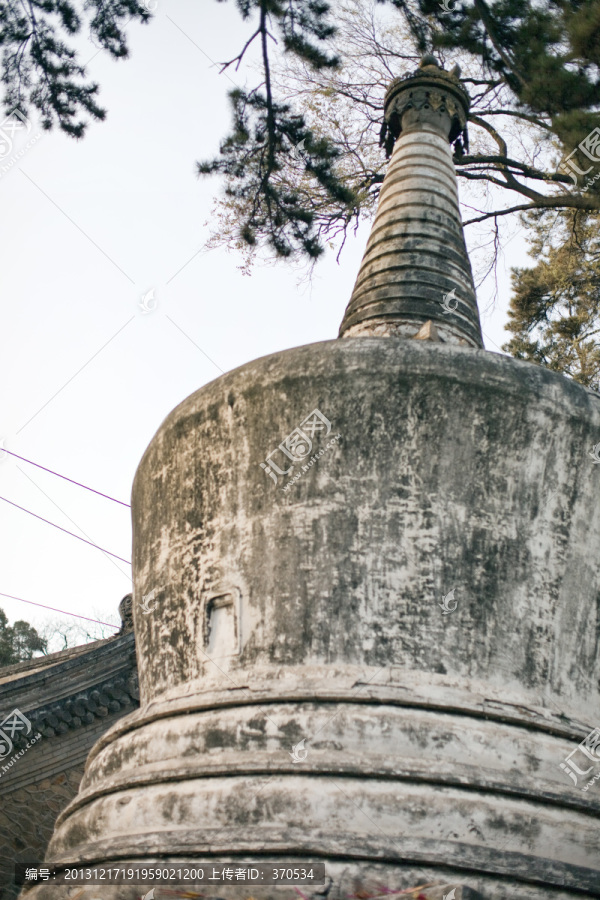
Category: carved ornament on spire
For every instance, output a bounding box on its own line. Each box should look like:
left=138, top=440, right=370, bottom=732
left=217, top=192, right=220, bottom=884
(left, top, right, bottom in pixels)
left=380, top=55, right=470, bottom=158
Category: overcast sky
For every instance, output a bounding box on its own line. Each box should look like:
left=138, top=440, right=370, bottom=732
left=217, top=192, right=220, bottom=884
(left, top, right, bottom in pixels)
left=0, top=0, right=529, bottom=648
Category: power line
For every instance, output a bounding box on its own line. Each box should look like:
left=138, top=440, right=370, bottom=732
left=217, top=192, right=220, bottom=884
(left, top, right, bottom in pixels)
left=16, top=465, right=131, bottom=583
left=0, top=591, right=120, bottom=629
left=2, top=449, right=130, bottom=507
left=15, top=315, right=135, bottom=435
left=0, top=494, right=131, bottom=564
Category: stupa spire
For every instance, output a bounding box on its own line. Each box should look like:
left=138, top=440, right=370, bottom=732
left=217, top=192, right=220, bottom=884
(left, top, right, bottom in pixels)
left=339, top=56, right=484, bottom=347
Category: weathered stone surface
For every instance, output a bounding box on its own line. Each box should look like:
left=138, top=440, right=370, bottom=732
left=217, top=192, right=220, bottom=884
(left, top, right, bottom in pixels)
left=19, top=60, right=600, bottom=900
left=21, top=335, right=600, bottom=899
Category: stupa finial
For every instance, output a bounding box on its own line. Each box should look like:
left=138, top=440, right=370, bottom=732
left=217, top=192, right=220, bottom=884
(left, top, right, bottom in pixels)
left=338, top=60, right=483, bottom=347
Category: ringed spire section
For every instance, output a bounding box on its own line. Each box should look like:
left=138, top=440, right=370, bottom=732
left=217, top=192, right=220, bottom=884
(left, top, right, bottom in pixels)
left=339, top=57, right=483, bottom=348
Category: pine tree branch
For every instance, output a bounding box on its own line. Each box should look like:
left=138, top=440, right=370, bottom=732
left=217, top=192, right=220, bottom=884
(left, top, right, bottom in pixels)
left=473, top=0, right=527, bottom=88
left=260, top=2, right=276, bottom=172
left=469, top=114, right=546, bottom=201
left=220, top=27, right=262, bottom=72
left=474, top=109, right=552, bottom=130
left=463, top=198, right=600, bottom=226
left=457, top=153, right=567, bottom=184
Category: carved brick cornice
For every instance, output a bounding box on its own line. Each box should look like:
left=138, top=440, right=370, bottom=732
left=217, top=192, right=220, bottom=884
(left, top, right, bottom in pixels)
left=0, top=632, right=139, bottom=750
left=18, top=672, right=139, bottom=745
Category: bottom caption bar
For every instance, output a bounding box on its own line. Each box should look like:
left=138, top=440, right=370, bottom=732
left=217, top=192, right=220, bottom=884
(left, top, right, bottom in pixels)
left=16, top=863, right=326, bottom=886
